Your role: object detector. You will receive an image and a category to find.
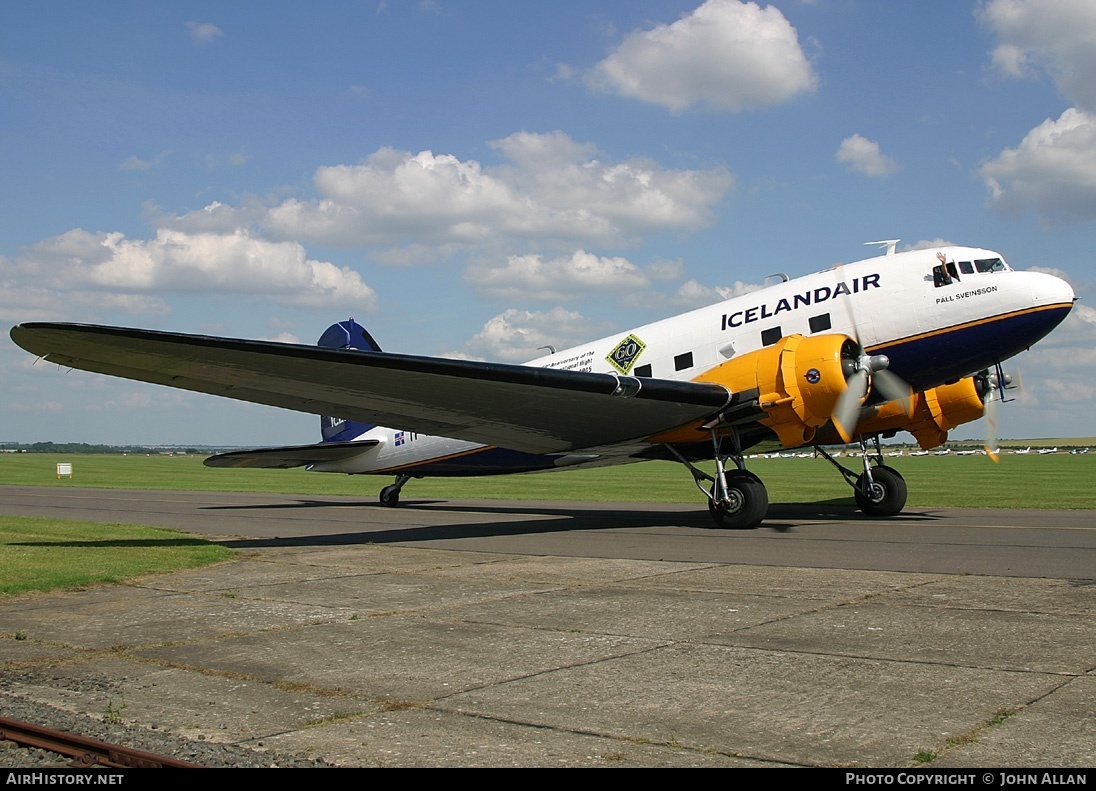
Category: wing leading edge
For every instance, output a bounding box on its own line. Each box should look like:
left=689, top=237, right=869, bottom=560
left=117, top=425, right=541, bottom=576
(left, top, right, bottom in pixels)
left=10, top=323, right=731, bottom=454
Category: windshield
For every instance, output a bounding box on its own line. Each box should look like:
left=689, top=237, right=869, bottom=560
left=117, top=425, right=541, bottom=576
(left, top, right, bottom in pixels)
left=974, top=257, right=1008, bottom=273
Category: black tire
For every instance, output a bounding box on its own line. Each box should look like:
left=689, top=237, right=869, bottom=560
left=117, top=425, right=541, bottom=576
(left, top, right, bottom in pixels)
left=854, top=465, right=907, bottom=517
left=707, top=470, right=769, bottom=529
left=379, top=486, right=401, bottom=507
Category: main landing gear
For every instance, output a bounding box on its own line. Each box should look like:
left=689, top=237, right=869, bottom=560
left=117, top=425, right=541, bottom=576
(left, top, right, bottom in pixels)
left=379, top=473, right=412, bottom=507
left=814, top=435, right=908, bottom=517
left=666, top=430, right=769, bottom=530
left=669, top=431, right=908, bottom=529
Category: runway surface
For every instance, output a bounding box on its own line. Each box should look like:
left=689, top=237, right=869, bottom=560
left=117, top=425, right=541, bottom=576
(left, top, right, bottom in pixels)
left=1, top=485, right=1093, bottom=579
left=1, top=485, right=1093, bottom=767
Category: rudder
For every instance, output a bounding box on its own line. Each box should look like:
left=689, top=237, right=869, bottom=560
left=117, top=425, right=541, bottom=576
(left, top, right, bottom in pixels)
left=318, top=318, right=381, bottom=442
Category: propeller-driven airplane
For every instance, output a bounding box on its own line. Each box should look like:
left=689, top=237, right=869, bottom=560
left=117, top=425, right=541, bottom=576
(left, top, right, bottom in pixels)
left=9, top=242, right=1076, bottom=529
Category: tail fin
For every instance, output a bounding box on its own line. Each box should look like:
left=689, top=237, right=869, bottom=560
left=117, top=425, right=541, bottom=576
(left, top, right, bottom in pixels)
left=317, top=318, right=381, bottom=442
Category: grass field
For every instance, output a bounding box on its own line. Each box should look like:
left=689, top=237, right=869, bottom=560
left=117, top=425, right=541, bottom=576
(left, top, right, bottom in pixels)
left=0, top=515, right=235, bottom=598
left=2, top=450, right=1093, bottom=598
left=3, top=449, right=1095, bottom=509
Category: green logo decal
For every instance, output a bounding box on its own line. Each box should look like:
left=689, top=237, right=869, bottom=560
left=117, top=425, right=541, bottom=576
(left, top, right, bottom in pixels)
left=606, top=334, right=646, bottom=374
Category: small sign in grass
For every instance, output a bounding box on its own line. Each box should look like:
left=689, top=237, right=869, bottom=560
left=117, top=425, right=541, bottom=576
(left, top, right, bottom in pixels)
left=0, top=516, right=235, bottom=597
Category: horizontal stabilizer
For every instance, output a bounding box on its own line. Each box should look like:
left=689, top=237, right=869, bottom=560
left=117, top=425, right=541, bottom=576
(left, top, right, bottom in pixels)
left=204, top=440, right=380, bottom=469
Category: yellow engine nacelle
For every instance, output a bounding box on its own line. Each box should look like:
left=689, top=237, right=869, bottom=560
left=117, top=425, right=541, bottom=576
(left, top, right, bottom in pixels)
left=853, top=376, right=985, bottom=449
left=694, top=333, right=858, bottom=448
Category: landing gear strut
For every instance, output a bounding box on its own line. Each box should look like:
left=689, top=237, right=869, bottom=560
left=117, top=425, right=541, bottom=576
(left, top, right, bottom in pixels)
left=814, top=434, right=907, bottom=518
left=666, top=429, right=769, bottom=530
left=379, top=474, right=412, bottom=507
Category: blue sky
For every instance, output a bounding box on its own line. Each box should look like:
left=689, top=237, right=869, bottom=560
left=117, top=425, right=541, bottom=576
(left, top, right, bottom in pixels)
left=3, top=0, right=1096, bottom=447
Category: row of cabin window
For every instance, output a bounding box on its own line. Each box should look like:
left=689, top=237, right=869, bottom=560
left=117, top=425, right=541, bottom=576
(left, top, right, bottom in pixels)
left=631, top=312, right=833, bottom=377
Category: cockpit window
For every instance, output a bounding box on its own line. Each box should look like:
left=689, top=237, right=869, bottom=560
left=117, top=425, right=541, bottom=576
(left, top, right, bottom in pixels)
left=958, top=261, right=974, bottom=275
left=933, top=261, right=961, bottom=287
left=975, top=258, right=1007, bottom=273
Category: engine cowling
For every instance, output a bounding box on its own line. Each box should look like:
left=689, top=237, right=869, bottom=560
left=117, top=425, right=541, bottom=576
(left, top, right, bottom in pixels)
left=693, top=333, right=859, bottom=447
left=847, top=376, right=985, bottom=449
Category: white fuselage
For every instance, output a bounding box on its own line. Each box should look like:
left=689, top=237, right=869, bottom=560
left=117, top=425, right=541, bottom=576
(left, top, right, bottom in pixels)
left=312, top=246, right=1075, bottom=476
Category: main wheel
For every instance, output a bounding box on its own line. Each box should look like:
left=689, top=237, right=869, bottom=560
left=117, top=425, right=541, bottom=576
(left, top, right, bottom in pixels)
left=707, top=470, right=769, bottom=529
left=854, top=465, right=907, bottom=517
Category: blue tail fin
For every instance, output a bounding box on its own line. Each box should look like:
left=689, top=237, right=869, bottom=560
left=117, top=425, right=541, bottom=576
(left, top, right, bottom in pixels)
left=317, top=318, right=381, bottom=442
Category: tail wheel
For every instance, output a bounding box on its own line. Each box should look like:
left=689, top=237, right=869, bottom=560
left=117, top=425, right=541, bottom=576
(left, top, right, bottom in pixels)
left=708, top=470, right=768, bottom=530
left=379, top=484, right=401, bottom=507
left=854, top=465, right=907, bottom=517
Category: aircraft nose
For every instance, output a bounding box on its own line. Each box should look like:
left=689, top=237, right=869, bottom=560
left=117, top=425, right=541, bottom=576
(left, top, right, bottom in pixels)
left=1028, top=270, right=1076, bottom=309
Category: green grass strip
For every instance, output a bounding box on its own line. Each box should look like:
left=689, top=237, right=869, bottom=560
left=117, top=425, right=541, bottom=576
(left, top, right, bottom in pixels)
left=2, top=451, right=1095, bottom=509
left=0, top=515, right=234, bottom=598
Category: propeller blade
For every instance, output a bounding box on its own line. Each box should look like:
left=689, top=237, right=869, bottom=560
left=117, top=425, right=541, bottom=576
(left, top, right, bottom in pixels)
left=872, top=368, right=914, bottom=418
left=984, top=392, right=1000, bottom=463
left=833, top=369, right=868, bottom=443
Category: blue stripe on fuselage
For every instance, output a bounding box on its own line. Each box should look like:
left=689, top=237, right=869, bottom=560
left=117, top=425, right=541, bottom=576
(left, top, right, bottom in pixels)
left=869, top=304, right=1072, bottom=390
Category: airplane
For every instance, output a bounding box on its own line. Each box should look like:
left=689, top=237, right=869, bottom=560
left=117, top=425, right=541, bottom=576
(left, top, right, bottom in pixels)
left=8, top=242, right=1076, bottom=530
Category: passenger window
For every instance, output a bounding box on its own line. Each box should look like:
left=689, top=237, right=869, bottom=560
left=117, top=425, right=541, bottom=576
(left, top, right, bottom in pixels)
left=808, top=314, right=831, bottom=333
left=674, top=352, right=693, bottom=371
left=761, top=327, right=782, bottom=347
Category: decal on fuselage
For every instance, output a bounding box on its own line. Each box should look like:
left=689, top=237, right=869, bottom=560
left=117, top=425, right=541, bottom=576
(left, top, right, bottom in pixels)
left=720, top=273, right=882, bottom=330
left=936, top=284, right=998, bottom=304
left=606, top=334, right=647, bottom=374
left=542, top=349, right=596, bottom=372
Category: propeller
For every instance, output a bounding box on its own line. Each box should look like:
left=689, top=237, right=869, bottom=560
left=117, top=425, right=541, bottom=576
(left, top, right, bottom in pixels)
left=830, top=263, right=913, bottom=443
left=833, top=350, right=910, bottom=442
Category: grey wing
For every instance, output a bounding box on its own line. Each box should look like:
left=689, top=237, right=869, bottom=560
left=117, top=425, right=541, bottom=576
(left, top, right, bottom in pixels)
left=10, top=323, right=730, bottom=455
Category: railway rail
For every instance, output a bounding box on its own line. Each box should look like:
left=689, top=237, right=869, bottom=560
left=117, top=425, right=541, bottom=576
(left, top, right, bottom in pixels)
left=0, top=716, right=199, bottom=768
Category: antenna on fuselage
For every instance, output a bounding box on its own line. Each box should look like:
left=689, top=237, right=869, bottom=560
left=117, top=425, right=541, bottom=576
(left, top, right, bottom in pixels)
left=865, top=239, right=900, bottom=256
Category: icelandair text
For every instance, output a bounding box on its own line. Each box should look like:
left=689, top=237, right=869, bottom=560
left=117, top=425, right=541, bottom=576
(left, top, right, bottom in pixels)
left=722, top=274, right=881, bottom=330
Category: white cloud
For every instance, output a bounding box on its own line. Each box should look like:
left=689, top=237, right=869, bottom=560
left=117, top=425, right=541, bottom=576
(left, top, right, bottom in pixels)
left=186, top=21, right=224, bottom=45
left=979, top=1, right=1096, bottom=223
left=836, top=134, right=900, bottom=178
left=467, top=250, right=659, bottom=301
left=586, top=0, right=817, bottom=113
left=670, top=278, right=763, bottom=308
left=158, top=200, right=265, bottom=235
left=460, top=307, right=614, bottom=362
left=980, top=108, right=1096, bottom=223
left=263, top=131, right=733, bottom=250
left=4, top=228, right=376, bottom=317
left=993, top=303, right=1096, bottom=429
left=980, top=0, right=1096, bottom=111
left=120, top=153, right=170, bottom=172
left=905, top=238, right=956, bottom=252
